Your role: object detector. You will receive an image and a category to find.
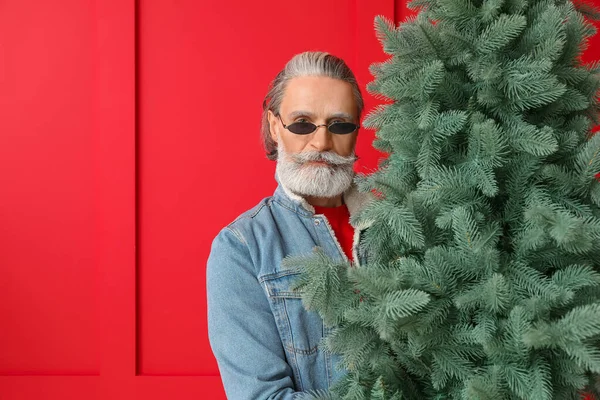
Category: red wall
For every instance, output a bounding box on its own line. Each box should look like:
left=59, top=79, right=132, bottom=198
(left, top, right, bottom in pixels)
left=0, top=1, right=393, bottom=399
left=0, top=1, right=598, bottom=399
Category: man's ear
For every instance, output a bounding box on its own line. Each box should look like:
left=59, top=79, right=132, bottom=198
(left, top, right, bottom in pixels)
left=267, top=110, right=278, bottom=143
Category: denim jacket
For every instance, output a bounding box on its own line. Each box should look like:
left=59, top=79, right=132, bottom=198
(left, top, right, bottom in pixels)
left=207, top=172, right=374, bottom=399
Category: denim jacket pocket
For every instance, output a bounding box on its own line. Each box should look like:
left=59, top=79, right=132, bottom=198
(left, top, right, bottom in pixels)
left=259, top=270, right=323, bottom=356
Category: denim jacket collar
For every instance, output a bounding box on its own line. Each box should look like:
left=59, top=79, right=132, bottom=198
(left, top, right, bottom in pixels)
left=272, top=170, right=375, bottom=230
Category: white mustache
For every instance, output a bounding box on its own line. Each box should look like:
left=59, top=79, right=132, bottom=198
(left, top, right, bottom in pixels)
left=288, top=150, right=358, bottom=166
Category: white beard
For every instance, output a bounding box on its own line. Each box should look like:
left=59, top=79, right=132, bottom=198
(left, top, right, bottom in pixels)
left=275, top=139, right=357, bottom=198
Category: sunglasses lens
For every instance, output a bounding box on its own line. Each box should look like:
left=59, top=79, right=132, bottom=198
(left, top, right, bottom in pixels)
left=329, top=123, right=358, bottom=134
left=287, top=122, right=316, bottom=135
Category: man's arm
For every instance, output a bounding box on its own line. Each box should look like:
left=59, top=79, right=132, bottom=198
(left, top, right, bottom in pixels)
left=207, top=226, right=304, bottom=400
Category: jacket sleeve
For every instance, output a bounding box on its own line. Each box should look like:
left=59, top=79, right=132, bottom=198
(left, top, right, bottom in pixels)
left=207, top=226, right=305, bottom=400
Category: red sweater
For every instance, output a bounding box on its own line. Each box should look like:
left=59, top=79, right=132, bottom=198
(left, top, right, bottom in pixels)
left=313, top=203, right=354, bottom=262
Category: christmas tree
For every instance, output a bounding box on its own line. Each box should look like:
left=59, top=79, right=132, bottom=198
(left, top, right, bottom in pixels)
left=283, top=0, right=600, bottom=399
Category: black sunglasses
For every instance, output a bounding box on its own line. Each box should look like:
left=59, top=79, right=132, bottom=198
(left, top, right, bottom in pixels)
left=277, top=114, right=359, bottom=135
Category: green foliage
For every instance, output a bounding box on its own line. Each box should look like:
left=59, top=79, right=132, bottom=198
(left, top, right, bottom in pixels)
left=284, top=0, right=600, bottom=398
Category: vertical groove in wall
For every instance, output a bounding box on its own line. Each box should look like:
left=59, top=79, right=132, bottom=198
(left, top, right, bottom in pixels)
left=134, top=0, right=141, bottom=377
left=352, top=0, right=358, bottom=73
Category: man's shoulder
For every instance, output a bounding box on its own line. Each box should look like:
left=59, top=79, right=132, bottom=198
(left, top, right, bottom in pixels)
left=208, top=197, right=276, bottom=273
left=224, top=194, right=278, bottom=233
left=210, top=196, right=273, bottom=249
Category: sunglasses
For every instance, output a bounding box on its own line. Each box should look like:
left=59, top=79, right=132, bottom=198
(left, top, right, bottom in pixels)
left=277, top=114, right=359, bottom=135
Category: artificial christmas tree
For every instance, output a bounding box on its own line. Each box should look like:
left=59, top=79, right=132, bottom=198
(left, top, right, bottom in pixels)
left=283, top=0, right=600, bottom=399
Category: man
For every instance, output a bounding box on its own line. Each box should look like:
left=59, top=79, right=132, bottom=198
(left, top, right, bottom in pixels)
left=207, top=51, right=374, bottom=400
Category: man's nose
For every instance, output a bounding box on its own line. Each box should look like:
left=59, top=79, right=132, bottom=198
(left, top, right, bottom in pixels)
left=309, top=125, right=333, bottom=152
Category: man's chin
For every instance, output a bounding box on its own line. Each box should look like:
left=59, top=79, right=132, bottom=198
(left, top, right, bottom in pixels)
left=298, top=162, right=335, bottom=171
left=303, top=160, right=331, bottom=167
left=287, top=178, right=352, bottom=198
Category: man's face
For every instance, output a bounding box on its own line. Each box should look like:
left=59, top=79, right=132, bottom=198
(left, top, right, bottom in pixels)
left=268, top=76, right=359, bottom=157
left=267, top=76, right=360, bottom=198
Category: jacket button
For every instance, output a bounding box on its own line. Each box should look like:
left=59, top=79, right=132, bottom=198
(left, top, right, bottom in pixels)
left=314, top=219, right=321, bottom=226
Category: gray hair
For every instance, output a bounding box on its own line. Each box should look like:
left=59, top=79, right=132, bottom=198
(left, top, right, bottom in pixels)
left=261, top=51, right=364, bottom=161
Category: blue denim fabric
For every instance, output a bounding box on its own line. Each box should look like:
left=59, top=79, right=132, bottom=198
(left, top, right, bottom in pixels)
left=207, top=173, right=373, bottom=399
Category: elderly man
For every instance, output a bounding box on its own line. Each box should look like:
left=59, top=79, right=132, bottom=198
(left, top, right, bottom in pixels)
left=207, top=51, right=374, bottom=400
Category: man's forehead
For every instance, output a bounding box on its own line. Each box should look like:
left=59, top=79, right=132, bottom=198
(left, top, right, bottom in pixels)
left=286, top=110, right=355, bottom=120
left=281, top=76, right=357, bottom=120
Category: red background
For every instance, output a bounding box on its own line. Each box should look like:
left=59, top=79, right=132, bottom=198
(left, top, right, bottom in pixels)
left=0, top=1, right=598, bottom=399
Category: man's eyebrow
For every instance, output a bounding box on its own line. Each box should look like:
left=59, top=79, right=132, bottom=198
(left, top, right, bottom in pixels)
left=287, top=110, right=355, bottom=121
